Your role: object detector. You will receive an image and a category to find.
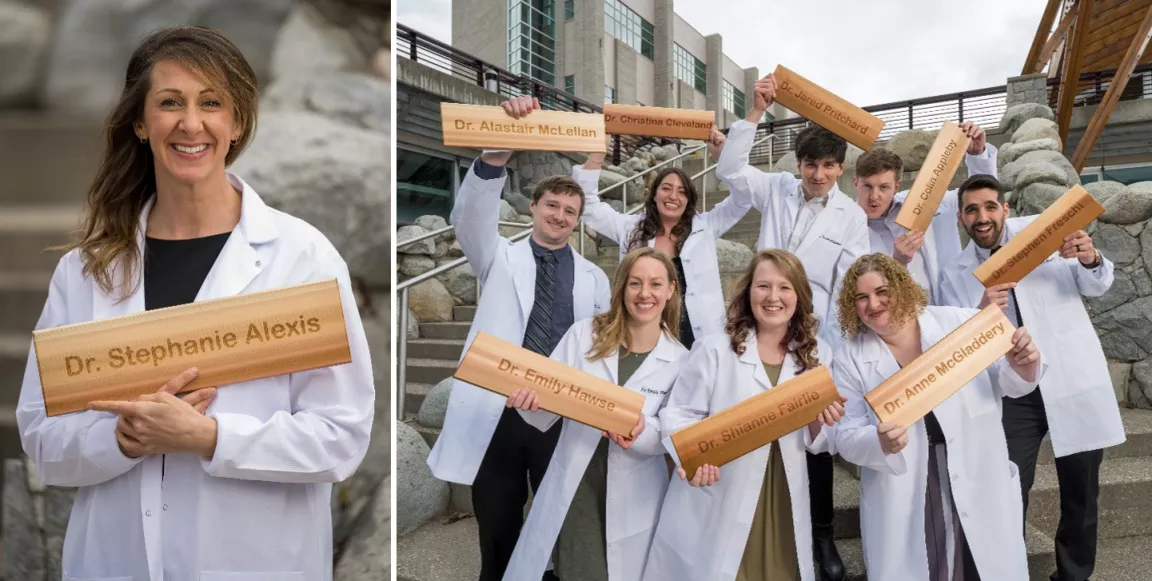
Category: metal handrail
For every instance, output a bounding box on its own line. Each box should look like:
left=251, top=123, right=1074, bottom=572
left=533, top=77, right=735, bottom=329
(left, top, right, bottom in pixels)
left=396, top=133, right=777, bottom=419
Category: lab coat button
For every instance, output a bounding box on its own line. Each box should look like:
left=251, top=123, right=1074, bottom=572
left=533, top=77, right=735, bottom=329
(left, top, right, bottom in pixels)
left=146, top=510, right=152, bottom=517
left=163, top=504, right=168, bottom=511
left=255, top=260, right=262, bottom=267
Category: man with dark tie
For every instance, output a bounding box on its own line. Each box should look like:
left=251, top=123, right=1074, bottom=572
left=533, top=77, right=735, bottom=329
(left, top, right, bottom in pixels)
left=939, top=174, right=1125, bottom=581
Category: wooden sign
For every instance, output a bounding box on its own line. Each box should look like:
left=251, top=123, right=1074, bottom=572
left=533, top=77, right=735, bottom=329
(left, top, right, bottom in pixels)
left=440, top=103, right=606, bottom=153
left=866, top=305, right=1014, bottom=426
left=895, top=122, right=971, bottom=232
left=454, top=332, right=644, bottom=435
left=670, top=366, right=837, bottom=480
left=34, top=280, right=351, bottom=416
left=773, top=65, right=886, bottom=150
left=603, top=103, right=713, bottom=139
left=972, top=185, right=1104, bottom=286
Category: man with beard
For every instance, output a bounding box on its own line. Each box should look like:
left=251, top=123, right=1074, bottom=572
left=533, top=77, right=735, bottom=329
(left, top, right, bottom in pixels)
left=938, top=174, right=1125, bottom=581
left=852, top=124, right=996, bottom=304
left=427, top=96, right=611, bottom=581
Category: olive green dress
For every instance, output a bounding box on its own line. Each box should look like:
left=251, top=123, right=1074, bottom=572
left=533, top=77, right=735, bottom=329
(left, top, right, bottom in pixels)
left=554, top=347, right=651, bottom=581
left=736, top=361, right=802, bottom=581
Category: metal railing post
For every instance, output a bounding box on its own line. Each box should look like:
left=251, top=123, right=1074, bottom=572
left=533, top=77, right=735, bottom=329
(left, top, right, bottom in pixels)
left=398, top=290, right=409, bottom=419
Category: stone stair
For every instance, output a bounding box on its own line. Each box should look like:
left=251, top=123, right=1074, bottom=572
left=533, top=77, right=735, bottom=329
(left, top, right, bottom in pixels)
left=0, top=113, right=101, bottom=462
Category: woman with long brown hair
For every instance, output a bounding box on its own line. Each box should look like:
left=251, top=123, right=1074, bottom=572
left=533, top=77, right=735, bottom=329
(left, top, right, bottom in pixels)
left=643, top=249, right=845, bottom=581
left=15, top=26, right=373, bottom=580
left=833, top=254, right=1040, bottom=580
left=502, top=247, right=688, bottom=581
left=578, top=128, right=750, bottom=348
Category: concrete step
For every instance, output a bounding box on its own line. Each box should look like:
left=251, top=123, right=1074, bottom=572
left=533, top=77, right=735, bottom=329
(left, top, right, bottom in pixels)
left=1029, top=455, right=1152, bottom=540
left=0, top=272, right=50, bottom=335
left=452, top=306, right=476, bottom=323
left=0, top=206, right=80, bottom=274
left=0, top=115, right=101, bottom=207
left=406, top=357, right=457, bottom=385
left=0, top=334, right=29, bottom=407
left=405, top=382, right=436, bottom=417
left=419, top=322, right=471, bottom=340
left=407, top=338, right=465, bottom=361
left=1037, top=408, right=1152, bottom=465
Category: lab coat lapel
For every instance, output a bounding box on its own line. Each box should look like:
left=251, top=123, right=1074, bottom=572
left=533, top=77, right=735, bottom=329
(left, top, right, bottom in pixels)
left=623, top=331, right=678, bottom=387
left=509, top=239, right=537, bottom=323
left=795, top=187, right=844, bottom=256
left=194, top=176, right=277, bottom=301
left=737, top=332, right=775, bottom=392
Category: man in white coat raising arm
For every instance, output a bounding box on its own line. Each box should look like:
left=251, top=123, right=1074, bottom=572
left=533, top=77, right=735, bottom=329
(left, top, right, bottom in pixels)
left=938, top=175, right=1125, bottom=581
left=425, top=96, right=611, bottom=581
left=853, top=124, right=997, bottom=305
left=716, top=73, right=870, bottom=581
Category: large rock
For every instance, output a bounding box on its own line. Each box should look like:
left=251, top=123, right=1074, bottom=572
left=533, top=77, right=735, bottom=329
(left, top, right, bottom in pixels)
left=1016, top=183, right=1068, bottom=216
left=398, top=255, right=436, bottom=278
left=773, top=151, right=800, bottom=176
left=43, top=0, right=294, bottom=116
left=1087, top=270, right=1135, bottom=314
left=1085, top=180, right=1125, bottom=206
left=408, top=278, right=453, bottom=322
left=2, top=459, right=45, bottom=581
left=716, top=238, right=754, bottom=274
left=1133, top=358, right=1152, bottom=410
left=0, top=2, right=49, bottom=107
left=1011, top=118, right=1061, bottom=145
left=270, top=2, right=367, bottom=78
left=396, top=421, right=449, bottom=536
left=397, top=225, right=434, bottom=256
left=1093, top=295, right=1152, bottom=358
left=1014, top=163, right=1070, bottom=191
left=416, top=377, right=453, bottom=429
left=333, top=476, right=392, bottom=580
left=598, top=170, right=629, bottom=201
left=262, top=72, right=389, bottom=132
left=499, top=200, right=518, bottom=222
left=230, top=111, right=389, bottom=286
left=1144, top=226, right=1152, bottom=276
left=405, top=307, right=419, bottom=340
left=1100, top=182, right=1152, bottom=225
left=436, top=262, right=477, bottom=304
left=414, top=215, right=451, bottom=243
left=506, top=190, right=532, bottom=215
left=885, top=130, right=936, bottom=171
left=999, top=138, right=1062, bottom=165
left=569, top=230, right=598, bottom=259
left=999, top=103, right=1056, bottom=137
left=517, top=150, right=578, bottom=187
left=1092, top=224, right=1141, bottom=266
left=1003, top=150, right=1079, bottom=190
left=624, top=156, right=648, bottom=173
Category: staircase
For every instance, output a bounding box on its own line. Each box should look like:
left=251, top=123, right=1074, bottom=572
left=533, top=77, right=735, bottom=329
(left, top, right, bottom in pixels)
left=0, top=112, right=101, bottom=461
left=399, top=179, right=1152, bottom=581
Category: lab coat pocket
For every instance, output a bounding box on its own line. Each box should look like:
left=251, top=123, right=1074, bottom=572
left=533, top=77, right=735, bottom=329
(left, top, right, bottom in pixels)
left=661, top=481, right=714, bottom=565
left=617, top=455, right=668, bottom=539
left=200, top=573, right=305, bottom=581
left=962, top=376, right=999, bottom=419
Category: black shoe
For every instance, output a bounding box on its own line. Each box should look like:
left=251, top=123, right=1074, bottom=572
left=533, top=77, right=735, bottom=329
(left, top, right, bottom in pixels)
left=542, top=571, right=560, bottom=581
left=813, top=523, right=845, bottom=581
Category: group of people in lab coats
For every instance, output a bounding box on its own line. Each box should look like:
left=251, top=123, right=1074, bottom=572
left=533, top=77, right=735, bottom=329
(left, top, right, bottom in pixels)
left=432, top=73, right=1124, bottom=581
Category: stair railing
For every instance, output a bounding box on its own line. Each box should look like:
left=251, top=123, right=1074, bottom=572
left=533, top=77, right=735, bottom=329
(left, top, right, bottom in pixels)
left=396, top=133, right=778, bottom=420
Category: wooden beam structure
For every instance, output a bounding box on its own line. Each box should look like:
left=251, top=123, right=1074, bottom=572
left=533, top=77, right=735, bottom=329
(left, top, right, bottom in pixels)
left=1056, top=0, right=1096, bottom=145
left=1070, top=3, right=1152, bottom=171
left=1030, top=4, right=1079, bottom=74
left=1024, top=0, right=1064, bottom=75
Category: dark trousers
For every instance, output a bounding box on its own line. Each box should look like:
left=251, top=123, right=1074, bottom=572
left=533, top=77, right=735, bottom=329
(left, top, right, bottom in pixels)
left=473, top=406, right=563, bottom=581
left=1003, top=389, right=1103, bottom=581
left=807, top=450, right=834, bottom=527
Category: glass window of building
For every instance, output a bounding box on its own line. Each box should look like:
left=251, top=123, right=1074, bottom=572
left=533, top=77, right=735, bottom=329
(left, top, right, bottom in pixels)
left=397, top=149, right=455, bottom=222
left=565, top=75, right=575, bottom=95
left=1081, top=163, right=1152, bottom=185
left=723, top=81, right=745, bottom=119
left=605, top=85, right=616, bottom=104
left=674, top=43, right=707, bottom=94
left=565, top=0, right=573, bottom=19
left=508, top=0, right=557, bottom=85
left=604, top=0, right=654, bottom=60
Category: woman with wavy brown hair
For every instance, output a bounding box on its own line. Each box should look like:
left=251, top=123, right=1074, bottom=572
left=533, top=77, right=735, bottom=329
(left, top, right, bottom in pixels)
left=578, top=128, right=750, bottom=348
left=502, top=247, right=688, bottom=581
left=833, top=254, right=1041, bottom=580
left=643, top=249, right=845, bottom=581
left=15, top=26, right=373, bottom=581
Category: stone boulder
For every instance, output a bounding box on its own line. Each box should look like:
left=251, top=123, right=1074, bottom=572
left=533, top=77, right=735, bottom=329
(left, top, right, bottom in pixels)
left=43, top=0, right=294, bottom=116
left=1092, top=224, right=1142, bottom=266
left=398, top=255, right=435, bottom=278
left=999, top=138, right=1061, bottom=166
left=1016, top=183, right=1067, bottom=216
left=499, top=200, right=518, bottom=222
left=506, top=190, right=533, bottom=215
left=517, top=150, right=576, bottom=186
left=397, top=225, right=434, bottom=256
left=773, top=151, right=799, bottom=175
left=1013, top=163, right=1069, bottom=191
left=1011, top=118, right=1061, bottom=145
left=414, top=215, right=450, bottom=243
left=598, top=170, right=631, bottom=201
left=436, top=262, right=477, bottom=304
left=1087, top=270, right=1135, bottom=314
left=262, top=72, right=389, bottom=133
left=1002, top=150, right=1078, bottom=191
left=0, top=2, right=49, bottom=107
left=230, top=111, right=389, bottom=286
left=885, top=130, right=936, bottom=171
left=416, top=377, right=453, bottom=429
left=1093, top=296, right=1152, bottom=360
left=999, top=103, right=1056, bottom=137
left=716, top=238, right=754, bottom=274
left=1100, top=182, right=1152, bottom=225
left=408, top=278, right=453, bottom=322
left=569, top=231, right=598, bottom=259
left=270, top=2, right=368, bottom=78
left=1085, top=180, right=1125, bottom=206
left=406, top=307, right=419, bottom=340
left=396, top=421, right=449, bottom=536
left=1133, top=358, right=1152, bottom=409
left=333, top=477, right=392, bottom=580
left=1143, top=227, right=1152, bottom=276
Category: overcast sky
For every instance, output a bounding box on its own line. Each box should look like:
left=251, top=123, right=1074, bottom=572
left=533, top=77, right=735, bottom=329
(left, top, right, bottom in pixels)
left=397, top=0, right=1052, bottom=106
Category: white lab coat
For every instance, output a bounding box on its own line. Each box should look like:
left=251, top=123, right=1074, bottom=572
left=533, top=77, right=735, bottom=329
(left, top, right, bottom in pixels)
left=16, top=173, right=375, bottom=581
left=873, top=143, right=999, bottom=305
left=642, top=332, right=834, bottom=581
left=504, top=318, right=688, bottom=581
left=717, top=120, right=870, bottom=349
left=427, top=164, right=611, bottom=485
left=833, top=306, right=1039, bottom=581
left=938, top=216, right=1125, bottom=457
left=578, top=165, right=752, bottom=338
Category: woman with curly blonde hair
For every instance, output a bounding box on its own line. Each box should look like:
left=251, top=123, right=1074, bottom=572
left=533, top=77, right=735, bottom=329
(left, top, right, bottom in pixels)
left=503, top=247, right=688, bottom=581
left=643, top=249, right=845, bottom=581
left=832, top=253, right=1043, bottom=580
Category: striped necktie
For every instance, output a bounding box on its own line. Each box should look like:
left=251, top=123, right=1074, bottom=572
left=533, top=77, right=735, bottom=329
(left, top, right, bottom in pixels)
left=522, top=251, right=557, bottom=355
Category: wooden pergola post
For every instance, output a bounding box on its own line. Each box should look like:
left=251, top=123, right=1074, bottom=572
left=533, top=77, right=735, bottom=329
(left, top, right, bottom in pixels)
left=1055, top=0, right=1095, bottom=145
